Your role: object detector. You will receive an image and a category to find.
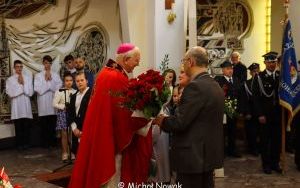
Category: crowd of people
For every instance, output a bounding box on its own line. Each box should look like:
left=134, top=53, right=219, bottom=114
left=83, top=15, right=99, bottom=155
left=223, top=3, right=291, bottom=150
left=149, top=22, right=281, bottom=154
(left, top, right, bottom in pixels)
left=5, top=43, right=300, bottom=188
left=6, top=55, right=94, bottom=161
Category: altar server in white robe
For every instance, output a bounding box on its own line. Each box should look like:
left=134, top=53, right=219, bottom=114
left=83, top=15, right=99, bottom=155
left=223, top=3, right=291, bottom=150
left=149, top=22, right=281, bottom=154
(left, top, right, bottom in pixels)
left=34, top=55, right=62, bottom=148
left=6, top=60, right=33, bottom=150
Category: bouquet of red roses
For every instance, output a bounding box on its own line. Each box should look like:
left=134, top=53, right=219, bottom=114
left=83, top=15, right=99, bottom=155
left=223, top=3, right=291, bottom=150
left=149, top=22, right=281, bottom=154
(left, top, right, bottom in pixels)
left=122, top=70, right=170, bottom=119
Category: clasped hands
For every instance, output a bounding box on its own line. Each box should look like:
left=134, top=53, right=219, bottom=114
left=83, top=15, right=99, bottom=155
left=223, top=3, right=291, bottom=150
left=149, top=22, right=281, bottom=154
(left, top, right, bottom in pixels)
left=17, top=74, right=24, bottom=85
left=45, top=71, right=52, bottom=81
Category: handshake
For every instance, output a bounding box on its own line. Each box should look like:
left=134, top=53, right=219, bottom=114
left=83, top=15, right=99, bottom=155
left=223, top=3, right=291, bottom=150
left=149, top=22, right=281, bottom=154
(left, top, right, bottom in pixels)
left=151, top=114, right=167, bottom=127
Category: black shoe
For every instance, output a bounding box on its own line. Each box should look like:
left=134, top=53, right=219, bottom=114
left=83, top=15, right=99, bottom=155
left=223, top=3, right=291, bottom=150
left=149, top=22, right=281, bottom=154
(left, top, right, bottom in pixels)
left=17, top=146, right=24, bottom=151
left=271, top=166, right=283, bottom=174
left=263, top=167, right=272, bottom=174
left=249, top=150, right=259, bottom=157
left=229, top=152, right=242, bottom=158
left=23, top=144, right=30, bottom=150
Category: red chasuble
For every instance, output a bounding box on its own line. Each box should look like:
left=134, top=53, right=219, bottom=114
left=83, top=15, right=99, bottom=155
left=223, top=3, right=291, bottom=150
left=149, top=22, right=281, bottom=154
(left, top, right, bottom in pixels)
left=68, top=66, right=152, bottom=188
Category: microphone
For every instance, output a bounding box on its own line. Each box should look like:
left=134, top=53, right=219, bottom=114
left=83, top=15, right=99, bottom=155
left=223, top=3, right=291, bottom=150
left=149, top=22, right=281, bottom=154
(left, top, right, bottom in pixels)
left=59, top=88, right=68, bottom=92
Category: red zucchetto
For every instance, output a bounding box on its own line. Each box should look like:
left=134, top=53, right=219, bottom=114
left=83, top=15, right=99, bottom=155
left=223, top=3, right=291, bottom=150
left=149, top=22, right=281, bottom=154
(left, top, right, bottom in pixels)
left=117, top=43, right=135, bottom=54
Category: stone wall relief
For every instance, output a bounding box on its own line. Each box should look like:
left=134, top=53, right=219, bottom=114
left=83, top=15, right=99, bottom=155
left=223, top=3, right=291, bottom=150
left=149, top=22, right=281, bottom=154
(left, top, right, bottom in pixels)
left=196, top=0, right=252, bottom=76
left=0, top=0, right=109, bottom=123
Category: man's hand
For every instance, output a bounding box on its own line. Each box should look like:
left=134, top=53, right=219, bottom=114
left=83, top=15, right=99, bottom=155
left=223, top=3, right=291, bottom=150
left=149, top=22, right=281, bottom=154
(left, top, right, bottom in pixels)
left=18, top=74, right=24, bottom=85
left=153, top=114, right=166, bottom=127
left=258, top=116, right=267, bottom=124
left=45, top=71, right=52, bottom=81
left=73, top=128, right=82, bottom=138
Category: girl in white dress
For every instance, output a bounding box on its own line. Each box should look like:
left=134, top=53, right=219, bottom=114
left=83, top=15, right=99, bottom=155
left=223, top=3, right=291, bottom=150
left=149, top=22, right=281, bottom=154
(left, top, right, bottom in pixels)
left=53, top=72, right=75, bottom=162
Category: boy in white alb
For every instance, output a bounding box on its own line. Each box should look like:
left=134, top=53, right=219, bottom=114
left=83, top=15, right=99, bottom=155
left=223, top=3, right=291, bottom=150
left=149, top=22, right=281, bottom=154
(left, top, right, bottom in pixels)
left=34, top=55, right=62, bottom=148
left=6, top=60, right=33, bottom=150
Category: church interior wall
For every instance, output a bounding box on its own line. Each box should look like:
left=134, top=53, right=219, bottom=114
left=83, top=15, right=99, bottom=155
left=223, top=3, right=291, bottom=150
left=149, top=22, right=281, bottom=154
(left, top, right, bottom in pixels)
left=195, top=0, right=266, bottom=75
left=271, top=0, right=300, bottom=61
left=154, top=0, right=185, bottom=74
left=242, top=0, right=267, bottom=69
left=6, top=0, right=121, bottom=74
left=0, top=0, right=122, bottom=139
left=125, top=0, right=185, bottom=77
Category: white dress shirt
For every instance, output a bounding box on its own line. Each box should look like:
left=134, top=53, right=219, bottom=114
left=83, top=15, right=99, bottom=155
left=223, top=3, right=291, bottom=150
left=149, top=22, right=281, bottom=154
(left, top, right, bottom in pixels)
left=71, top=87, right=89, bottom=131
left=6, top=73, right=33, bottom=120
left=266, top=69, right=275, bottom=79
left=34, top=71, right=62, bottom=116
left=68, top=68, right=76, bottom=74
left=224, top=76, right=233, bottom=83
left=53, top=88, right=76, bottom=110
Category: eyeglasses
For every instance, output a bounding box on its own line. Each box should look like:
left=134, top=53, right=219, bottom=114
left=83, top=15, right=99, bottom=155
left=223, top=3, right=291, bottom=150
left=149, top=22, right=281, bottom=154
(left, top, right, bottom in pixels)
left=181, top=57, right=190, bottom=64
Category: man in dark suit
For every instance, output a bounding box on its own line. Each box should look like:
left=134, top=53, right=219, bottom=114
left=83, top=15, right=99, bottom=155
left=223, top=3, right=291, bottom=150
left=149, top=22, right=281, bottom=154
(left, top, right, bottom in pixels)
left=215, top=60, right=242, bottom=158
left=154, top=46, right=224, bottom=188
left=231, top=51, right=247, bottom=83
left=68, top=72, right=92, bottom=155
left=252, top=51, right=282, bottom=174
left=241, top=63, right=260, bottom=156
left=74, top=57, right=94, bottom=89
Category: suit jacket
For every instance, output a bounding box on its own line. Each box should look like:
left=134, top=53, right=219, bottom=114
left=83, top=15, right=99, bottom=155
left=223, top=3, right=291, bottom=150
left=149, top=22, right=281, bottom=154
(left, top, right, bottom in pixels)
left=68, top=88, right=92, bottom=131
left=233, top=62, right=247, bottom=83
left=161, top=72, right=224, bottom=173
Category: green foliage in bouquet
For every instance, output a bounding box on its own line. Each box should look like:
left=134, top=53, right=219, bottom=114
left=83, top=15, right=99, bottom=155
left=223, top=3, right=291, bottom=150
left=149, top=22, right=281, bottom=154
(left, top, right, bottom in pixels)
left=143, top=85, right=170, bottom=119
left=159, top=54, right=170, bottom=73
left=224, top=97, right=238, bottom=119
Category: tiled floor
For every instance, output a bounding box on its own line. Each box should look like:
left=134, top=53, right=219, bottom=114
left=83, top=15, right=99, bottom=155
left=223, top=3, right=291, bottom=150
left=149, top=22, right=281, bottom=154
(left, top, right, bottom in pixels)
left=0, top=148, right=65, bottom=188
left=216, top=153, right=300, bottom=188
left=0, top=148, right=300, bottom=188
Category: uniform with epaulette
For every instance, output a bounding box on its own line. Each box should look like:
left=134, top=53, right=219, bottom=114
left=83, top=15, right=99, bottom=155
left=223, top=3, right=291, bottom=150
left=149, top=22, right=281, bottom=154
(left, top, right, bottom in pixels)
left=252, top=52, right=282, bottom=174
left=215, top=60, right=242, bottom=158
left=240, top=63, right=260, bottom=156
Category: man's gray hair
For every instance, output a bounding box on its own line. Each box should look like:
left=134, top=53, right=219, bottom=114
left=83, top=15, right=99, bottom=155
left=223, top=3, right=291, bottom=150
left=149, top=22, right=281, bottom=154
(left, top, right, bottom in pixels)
left=187, top=46, right=209, bottom=67
left=231, top=51, right=241, bottom=58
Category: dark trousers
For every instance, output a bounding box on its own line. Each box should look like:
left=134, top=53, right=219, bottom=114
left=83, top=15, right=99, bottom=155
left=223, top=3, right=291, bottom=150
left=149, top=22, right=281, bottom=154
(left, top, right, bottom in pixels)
left=39, top=115, right=57, bottom=148
left=224, top=117, right=237, bottom=155
left=293, top=113, right=300, bottom=167
left=245, top=118, right=259, bottom=153
left=177, top=171, right=214, bottom=188
left=71, top=136, right=79, bottom=155
left=14, top=118, right=31, bottom=147
left=259, top=116, right=281, bottom=168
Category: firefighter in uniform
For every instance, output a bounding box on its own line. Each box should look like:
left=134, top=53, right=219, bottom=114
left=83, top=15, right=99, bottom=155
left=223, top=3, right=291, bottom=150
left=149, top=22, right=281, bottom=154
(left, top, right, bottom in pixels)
left=252, top=52, right=282, bottom=174
left=241, top=63, right=260, bottom=156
